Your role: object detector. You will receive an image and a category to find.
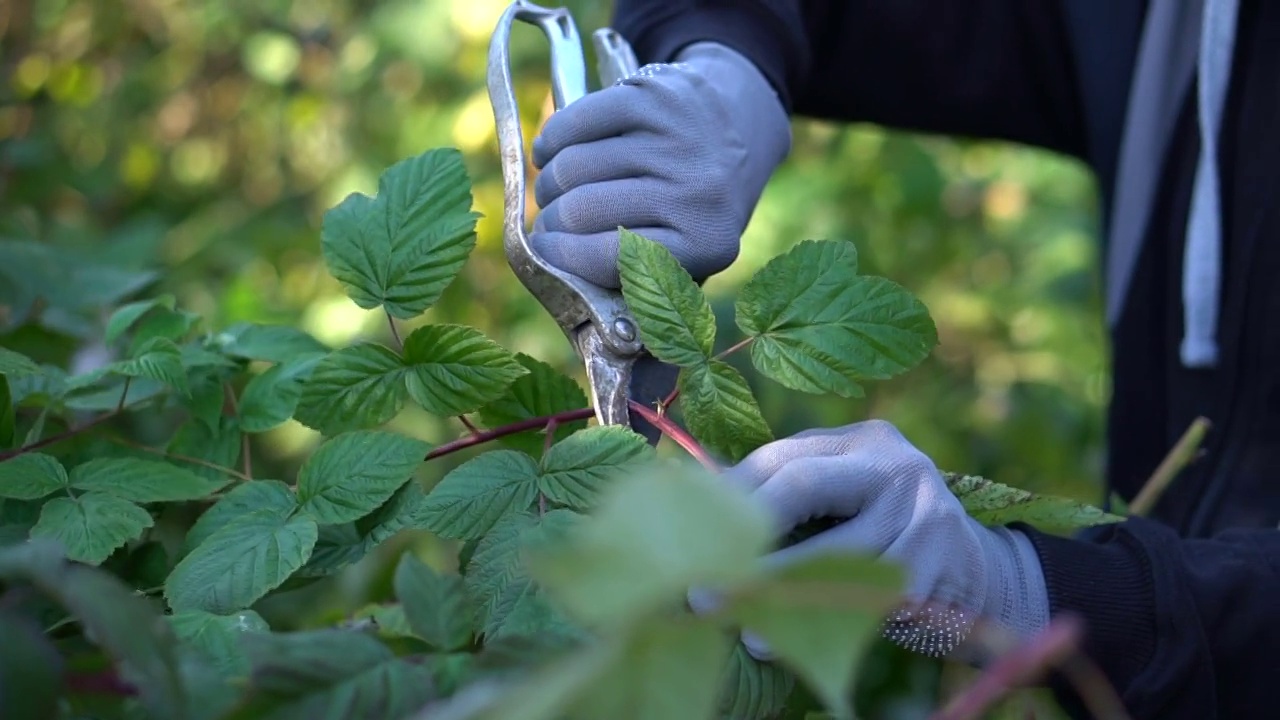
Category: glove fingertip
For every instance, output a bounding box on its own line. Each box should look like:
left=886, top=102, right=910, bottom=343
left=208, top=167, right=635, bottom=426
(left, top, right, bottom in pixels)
left=531, top=133, right=554, bottom=169
left=741, top=630, right=776, bottom=661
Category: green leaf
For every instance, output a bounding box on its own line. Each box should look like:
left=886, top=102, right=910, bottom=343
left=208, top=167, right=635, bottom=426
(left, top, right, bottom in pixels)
left=418, top=450, right=540, bottom=540
left=538, top=425, right=653, bottom=509
left=0, top=376, right=12, bottom=449
left=321, top=147, right=479, bottom=319
left=0, top=609, right=63, bottom=720
left=296, top=523, right=368, bottom=579
left=296, top=430, right=430, bottom=525
left=165, top=509, right=319, bottom=614
left=105, top=294, right=176, bottom=344
left=944, top=472, right=1124, bottom=534
left=0, top=540, right=187, bottom=718
left=569, top=617, right=733, bottom=720
left=185, top=480, right=298, bottom=555
left=233, top=629, right=437, bottom=720
left=30, top=492, right=154, bottom=565
left=463, top=510, right=583, bottom=643
left=477, top=353, right=589, bottom=454
left=0, top=453, right=69, bottom=500
left=418, top=640, right=603, bottom=720
left=129, top=307, right=201, bottom=355
left=0, top=347, right=40, bottom=376
left=528, top=466, right=772, bottom=630
left=726, top=553, right=905, bottom=719
left=184, top=370, right=231, bottom=430
left=70, top=457, right=231, bottom=503
left=215, top=322, right=330, bottom=364
left=678, top=360, right=774, bottom=463
left=717, top=643, right=796, bottom=720
left=394, top=553, right=473, bottom=651
left=168, top=609, right=271, bottom=678
left=292, top=343, right=407, bottom=435
left=358, top=479, right=431, bottom=547
left=617, top=228, right=716, bottom=366
left=402, top=324, right=528, bottom=416
left=107, top=336, right=192, bottom=397
left=736, top=239, right=937, bottom=396
left=296, top=481, right=430, bottom=579
left=167, top=415, right=243, bottom=483
left=239, top=356, right=321, bottom=433
left=0, top=499, right=40, bottom=546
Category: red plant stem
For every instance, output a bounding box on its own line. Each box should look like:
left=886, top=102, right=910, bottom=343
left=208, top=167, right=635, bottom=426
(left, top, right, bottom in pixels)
left=627, top=400, right=720, bottom=471
left=931, top=616, right=1085, bottom=720
left=66, top=669, right=137, bottom=697
left=424, top=408, right=595, bottom=461
left=660, top=387, right=680, bottom=412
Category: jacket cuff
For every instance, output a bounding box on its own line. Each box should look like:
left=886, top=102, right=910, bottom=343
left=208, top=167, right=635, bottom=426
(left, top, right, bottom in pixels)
left=1012, top=521, right=1158, bottom=694
left=611, top=4, right=801, bottom=112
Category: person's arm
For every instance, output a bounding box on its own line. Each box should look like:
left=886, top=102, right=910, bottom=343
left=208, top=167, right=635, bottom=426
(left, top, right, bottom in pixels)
left=612, top=0, right=1128, bottom=161
left=1020, top=519, right=1280, bottom=719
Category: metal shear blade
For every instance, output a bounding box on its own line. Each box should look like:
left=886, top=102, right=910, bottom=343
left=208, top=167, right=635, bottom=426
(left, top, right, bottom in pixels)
left=486, top=1, right=644, bottom=427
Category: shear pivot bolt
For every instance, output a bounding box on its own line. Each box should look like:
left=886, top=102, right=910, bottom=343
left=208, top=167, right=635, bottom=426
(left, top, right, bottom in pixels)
left=613, top=318, right=636, bottom=342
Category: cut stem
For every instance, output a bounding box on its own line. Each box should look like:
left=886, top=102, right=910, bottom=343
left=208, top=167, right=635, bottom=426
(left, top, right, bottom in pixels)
left=1129, top=416, right=1211, bottom=516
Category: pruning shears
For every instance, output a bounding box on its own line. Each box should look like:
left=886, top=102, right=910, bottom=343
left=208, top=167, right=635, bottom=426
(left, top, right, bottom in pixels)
left=486, top=1, right=645, bottom=428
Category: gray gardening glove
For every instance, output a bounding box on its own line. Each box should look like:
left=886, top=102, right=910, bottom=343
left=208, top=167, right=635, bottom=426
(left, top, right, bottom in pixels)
left=530, top=41, right=791, bottom=440
left=530, top=41, right=790, bottom=287
left=691, top=420, right=1051, bottom=663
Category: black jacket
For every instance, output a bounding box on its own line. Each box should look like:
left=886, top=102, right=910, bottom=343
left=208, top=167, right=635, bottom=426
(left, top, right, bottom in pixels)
left=612, top=1, right=1280, bottom=718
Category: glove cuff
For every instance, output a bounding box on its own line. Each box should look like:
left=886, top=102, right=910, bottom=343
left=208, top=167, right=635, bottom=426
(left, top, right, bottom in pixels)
left=970, top=524, right=1052, bottom=655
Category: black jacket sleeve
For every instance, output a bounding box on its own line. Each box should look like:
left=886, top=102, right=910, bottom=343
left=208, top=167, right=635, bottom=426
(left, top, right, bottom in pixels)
left=611, top=1, right=1096, bottom=161
left=1018, top=519, right=1280, bottom=720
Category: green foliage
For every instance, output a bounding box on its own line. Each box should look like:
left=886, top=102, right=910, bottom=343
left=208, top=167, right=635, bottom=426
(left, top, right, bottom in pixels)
left=321, top=148, right=481, bottom=320
left=0, top=140, right=1117, bottom=720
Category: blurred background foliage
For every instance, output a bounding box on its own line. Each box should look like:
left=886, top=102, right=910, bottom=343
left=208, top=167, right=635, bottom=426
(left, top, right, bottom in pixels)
left=2, top=0, right=1106, bottom=715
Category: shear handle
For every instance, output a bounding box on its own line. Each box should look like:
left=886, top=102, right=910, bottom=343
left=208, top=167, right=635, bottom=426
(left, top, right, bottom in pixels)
left=487, top=1, right=644, bottom=425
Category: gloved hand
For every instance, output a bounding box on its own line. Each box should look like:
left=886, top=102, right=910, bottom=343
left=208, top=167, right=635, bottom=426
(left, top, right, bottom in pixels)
left=529, top=41, right=791, bottom=289
left=692, top=420, right=1051, bottom=662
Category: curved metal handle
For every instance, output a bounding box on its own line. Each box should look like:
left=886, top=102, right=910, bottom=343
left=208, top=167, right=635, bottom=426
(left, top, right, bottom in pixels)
left=486, top=1, right=642, bottom=358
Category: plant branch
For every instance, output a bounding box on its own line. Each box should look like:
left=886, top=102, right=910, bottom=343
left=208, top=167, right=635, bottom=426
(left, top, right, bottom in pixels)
left=223, top=382, right=253, bottom=479
left=933, top=616, right=1082, bottom=720
left=105, top=435, right=253, bottom=482
left=66, top=669, right=137, bottom=697
left=115, top=378, right=132, bottom=413
left=659, top=387, right=680, bottom=413
left=0, top=411, right=121, bottom=461
left=627, top=400, right=720, bottom=471
left=932, top=613, right=1130, bottom=720
left=1130, top=416, right=1211, bottom=516
left=424, top=408, right=595, bottom=462
left=386, top=311, right=404, bottom=352
left=458, top=415, right=481, bottom=437
left=714, top=335, right=754, bottom=361
left=539, top=418, right=557, bottom=515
